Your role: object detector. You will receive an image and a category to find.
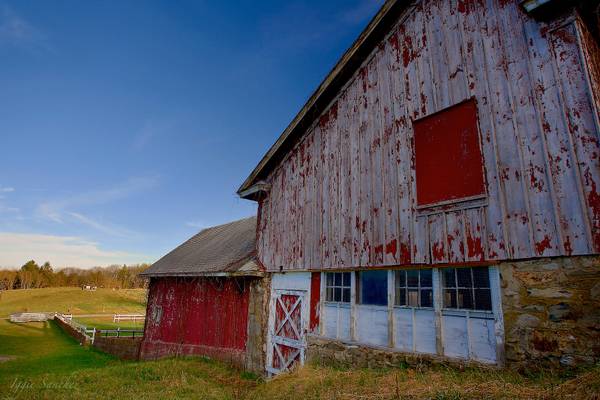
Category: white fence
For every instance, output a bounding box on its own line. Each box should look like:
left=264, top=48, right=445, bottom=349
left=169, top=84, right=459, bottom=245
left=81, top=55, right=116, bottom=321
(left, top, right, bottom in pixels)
left=113, top=314, right=145, bottom=323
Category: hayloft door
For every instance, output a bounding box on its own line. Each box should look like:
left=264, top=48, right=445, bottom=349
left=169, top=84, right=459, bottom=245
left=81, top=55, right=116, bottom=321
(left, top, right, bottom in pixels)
left=267, top=289, right=308, bottom=375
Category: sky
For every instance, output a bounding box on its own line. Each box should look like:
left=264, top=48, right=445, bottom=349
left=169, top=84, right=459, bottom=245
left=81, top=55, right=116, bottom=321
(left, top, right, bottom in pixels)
left=0, top=0, right=384, bottom=269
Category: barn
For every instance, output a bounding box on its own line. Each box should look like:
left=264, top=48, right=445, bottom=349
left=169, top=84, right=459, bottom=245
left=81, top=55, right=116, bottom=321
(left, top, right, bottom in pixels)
left=238, top=0, right=600, bottom=373
left=139, top=216, right=268, bottom=373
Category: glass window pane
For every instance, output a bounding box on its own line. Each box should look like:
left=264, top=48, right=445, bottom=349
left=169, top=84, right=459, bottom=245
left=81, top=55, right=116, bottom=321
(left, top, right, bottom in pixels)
left=396, top=270, right=405, bottom=287
left=420, top=269, right=432, bottom=287
left=458, top=288, right=473, bottom=309
left=334, top=273, right=342, bottom=286
left=444, top=289, right=457, bottom=308
left=343, top=272, right=351, bottom=287
left=443, top=268, right=456, bottom=288
left=359, top=270, right=388, bottom=306
left=475, top=289, right=492, bottom=311
left=343, top=288, right=351, bottom=303
left=407, top=289, right=419, bottom=307
left=421, top=289, right=433, bottom=307
left=407, top=270, right=419, bottom=287
left=326, top=273, right=333, bottom=286
left=396, top=288, right=405, bottom=306
left=334, top=287, right=342, bottom=302
left=326, top=287, right=333, bottom=302
left=472, top=267, right=490, bottom=288
left=457, top=268, right=472, bottom=288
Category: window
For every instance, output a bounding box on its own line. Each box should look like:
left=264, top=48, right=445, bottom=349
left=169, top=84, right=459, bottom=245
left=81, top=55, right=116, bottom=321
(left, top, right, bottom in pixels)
left=395, top=269, right=433, bottom=308
left=325, top=272, right=351, bottom=303
left=413, top=99, right=486, bottom=207
left=357, top=270, right=388, bottom=306
left=442, top=267, right=492, bottom=311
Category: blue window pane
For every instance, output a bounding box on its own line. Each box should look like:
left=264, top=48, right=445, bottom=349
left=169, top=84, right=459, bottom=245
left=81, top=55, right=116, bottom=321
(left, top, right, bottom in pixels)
left=343, top=272, right=351, bottom=286
left=359, top=270, right=388, bottom=306
left=420, top=269, right=432, bottom=287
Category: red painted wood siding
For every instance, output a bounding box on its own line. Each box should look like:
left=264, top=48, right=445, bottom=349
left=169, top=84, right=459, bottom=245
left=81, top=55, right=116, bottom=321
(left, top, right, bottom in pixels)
left=256, top=0, right=600, bottom=272
left=310, top=272, right=321, bottom=331
left=143, top=277, right=249, bottom=351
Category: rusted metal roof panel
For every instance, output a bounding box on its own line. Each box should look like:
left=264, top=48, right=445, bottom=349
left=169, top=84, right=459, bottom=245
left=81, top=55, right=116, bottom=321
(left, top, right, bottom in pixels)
left=253, top=1, right=600, bottom=272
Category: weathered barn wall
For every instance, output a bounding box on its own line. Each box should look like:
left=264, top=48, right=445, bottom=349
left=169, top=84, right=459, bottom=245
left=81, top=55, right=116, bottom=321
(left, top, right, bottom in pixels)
left=256, top=0, right=600, bottom=272
left=140, top=276, right=266, bottom=371
left=501, top=255, right=600, bottom=369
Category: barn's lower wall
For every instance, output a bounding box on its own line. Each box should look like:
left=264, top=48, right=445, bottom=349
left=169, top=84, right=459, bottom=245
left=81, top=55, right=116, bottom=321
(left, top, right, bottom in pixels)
left=501, top=255, right=600, bottom=369
left=139, top=275, right=269, bottom=373
left=304, top=256, right=599, bottom=371
left=92, top=336, right=142, bottom=361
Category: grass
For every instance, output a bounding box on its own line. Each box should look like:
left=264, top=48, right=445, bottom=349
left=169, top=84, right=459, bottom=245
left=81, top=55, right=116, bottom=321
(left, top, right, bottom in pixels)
left=72, top=316, right=144, bottom=331
left=1, top=287, right=599, bottom=399
left=0, top=287, right=147, bottom=317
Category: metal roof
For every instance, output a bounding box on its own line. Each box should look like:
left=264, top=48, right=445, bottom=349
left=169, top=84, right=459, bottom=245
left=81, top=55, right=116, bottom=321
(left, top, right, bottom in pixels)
left=140, top=216, right=260, bottom=277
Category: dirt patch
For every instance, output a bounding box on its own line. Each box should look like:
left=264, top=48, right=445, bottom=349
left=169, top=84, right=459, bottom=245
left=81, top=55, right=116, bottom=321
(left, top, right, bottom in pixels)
left=0, top=355, right=16, bottom=362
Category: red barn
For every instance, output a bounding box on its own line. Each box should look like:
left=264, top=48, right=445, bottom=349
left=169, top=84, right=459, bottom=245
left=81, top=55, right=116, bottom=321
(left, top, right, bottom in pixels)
left=238, top=0, right=600, bottom=373
left=139, top=217, right=268, bottom=372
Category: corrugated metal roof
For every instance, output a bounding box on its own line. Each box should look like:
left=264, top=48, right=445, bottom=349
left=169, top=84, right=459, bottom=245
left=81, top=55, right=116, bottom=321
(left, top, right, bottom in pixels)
left=141, top=216, right=259, bottom=277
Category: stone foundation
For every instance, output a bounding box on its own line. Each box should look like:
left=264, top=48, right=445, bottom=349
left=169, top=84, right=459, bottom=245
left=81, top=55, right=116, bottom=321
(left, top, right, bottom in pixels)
left=306, top=335, right=483, bottom=370
left=500, top=255, right=600, bottom=370
left=245, top=276, right=270, bottom=373
left=93, top=336, right=142, bottom=360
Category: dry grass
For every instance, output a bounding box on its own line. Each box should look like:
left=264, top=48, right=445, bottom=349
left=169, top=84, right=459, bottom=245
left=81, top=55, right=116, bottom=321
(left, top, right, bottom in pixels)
left=250, top=363, right=600, bottom=400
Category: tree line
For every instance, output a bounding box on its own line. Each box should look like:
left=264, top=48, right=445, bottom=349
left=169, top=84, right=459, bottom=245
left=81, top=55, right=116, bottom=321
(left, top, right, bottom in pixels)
left=0, top=260, right=150, bottom=290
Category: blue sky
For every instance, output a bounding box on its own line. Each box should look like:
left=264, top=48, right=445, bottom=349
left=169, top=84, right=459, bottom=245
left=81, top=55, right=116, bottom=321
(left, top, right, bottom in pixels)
left=0, top=0, right=383, bottom=268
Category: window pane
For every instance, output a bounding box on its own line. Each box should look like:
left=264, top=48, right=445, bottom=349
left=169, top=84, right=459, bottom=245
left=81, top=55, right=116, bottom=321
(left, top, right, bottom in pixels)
left=334, top=287, right=342, bottom=302
left=458, top=288, right=473, bottom=309
left=327, top=273, right=333, bottom=286
left=343, top=272, right=351, bottom=287
left=457, top=268, right=472, bottom=288
left=343, top=288, right=351, bottom=303
left=407, top=289, right=419, bottom=307
left=420, top=269, right=432, bottom=287
left=407, top=270, right=419, bottom=287
left=421, top=289, right=433, bottom=307
left=359, top=270, right=388, bottom=306
left=326, top=288, right=333, bottom=302
left=396, top=288, right=406, bottom=306
left=443, top=268, right=456, bottom=288
left=334, top=273, right=342, bottom=286
left=444, top=289, right=457, bottom=308
left=475, top=289, right=492, bottom=311
left=396, top=270, right=405, bottom=287
left=472, top=267, right=490, bottom=288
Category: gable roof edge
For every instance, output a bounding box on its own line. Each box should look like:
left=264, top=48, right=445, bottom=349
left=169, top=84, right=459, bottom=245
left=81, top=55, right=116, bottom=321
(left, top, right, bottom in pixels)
left=238, top=0, right=410, bottom=198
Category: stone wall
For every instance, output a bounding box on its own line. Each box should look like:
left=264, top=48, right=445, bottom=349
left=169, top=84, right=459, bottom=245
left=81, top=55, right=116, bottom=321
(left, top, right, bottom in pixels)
left=93, top=336, right=142, bottom=360
left=306, top=335, right=477, bottom=370
left=53, top=317, right=89, bottom=345
left=244, top=276, right=270, bottom=374
left=500, top=255, right=600, bottom=370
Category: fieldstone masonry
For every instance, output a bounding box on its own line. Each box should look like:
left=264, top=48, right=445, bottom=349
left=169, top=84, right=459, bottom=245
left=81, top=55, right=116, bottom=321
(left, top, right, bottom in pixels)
left=500, top=255, right=600, bottom=370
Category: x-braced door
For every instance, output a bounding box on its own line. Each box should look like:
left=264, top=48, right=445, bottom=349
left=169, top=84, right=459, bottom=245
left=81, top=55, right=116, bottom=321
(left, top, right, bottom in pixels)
left=267, top=289, right=307, bottom=375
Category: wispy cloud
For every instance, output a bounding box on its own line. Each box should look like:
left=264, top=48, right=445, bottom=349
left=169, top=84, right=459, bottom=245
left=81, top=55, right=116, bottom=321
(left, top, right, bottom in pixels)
left=68, top=212, right=138, bottom=239
left=0, top=184, right=19, bottom=214
left=0, top=232, right=152, bottom=269
left=0, top=186, right=14, bottom=193
left=37, top=176, right=159, bottom=236
left=0, top=4, right=51, bottom=52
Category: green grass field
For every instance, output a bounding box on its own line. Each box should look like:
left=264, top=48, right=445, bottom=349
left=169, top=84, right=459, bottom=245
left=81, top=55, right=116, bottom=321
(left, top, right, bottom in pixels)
left=0, top=288, right=598, bottom=399
left=0, top=287, right=147, bottom=317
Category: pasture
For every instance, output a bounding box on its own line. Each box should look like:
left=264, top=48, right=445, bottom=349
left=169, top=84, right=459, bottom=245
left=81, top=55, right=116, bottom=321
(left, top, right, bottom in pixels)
left=0, top=288, right=598, bottom=399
